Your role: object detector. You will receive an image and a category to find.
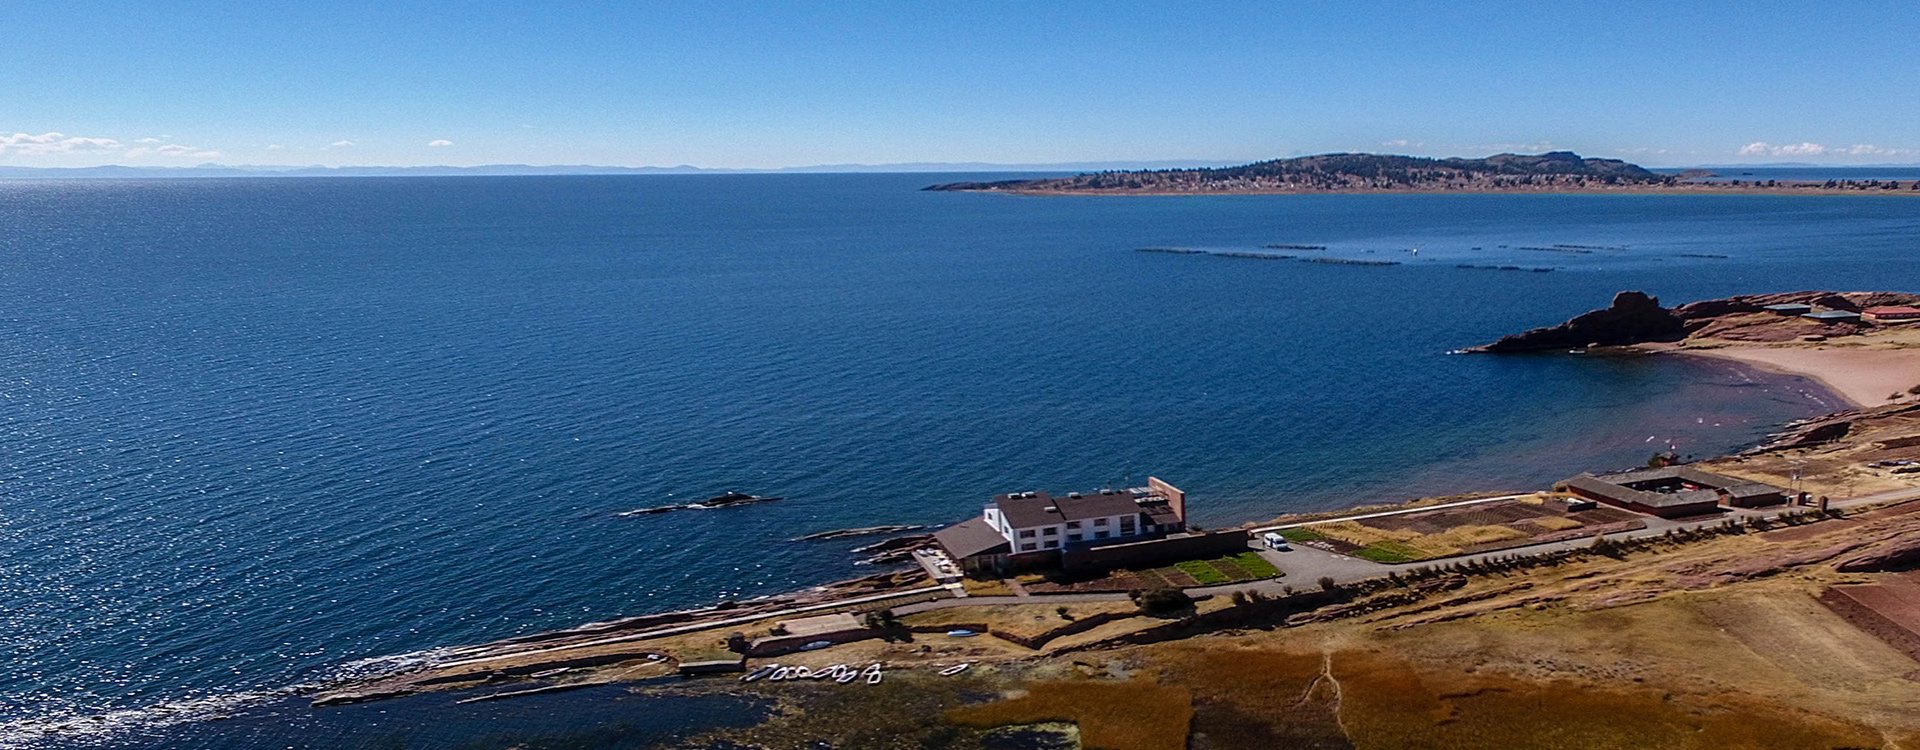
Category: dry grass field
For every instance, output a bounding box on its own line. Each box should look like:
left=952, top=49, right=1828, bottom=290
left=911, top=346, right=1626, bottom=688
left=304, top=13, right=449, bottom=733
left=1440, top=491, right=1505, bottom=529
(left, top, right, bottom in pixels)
left=945, top=680, right=1194, bottom=750
left=1286, top=496, right=1644, bottom=562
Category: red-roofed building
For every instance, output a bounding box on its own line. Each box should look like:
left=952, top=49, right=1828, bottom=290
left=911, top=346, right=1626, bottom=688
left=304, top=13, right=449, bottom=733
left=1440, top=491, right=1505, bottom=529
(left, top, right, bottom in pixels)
left=1865, top=306, right=1920, bottom=323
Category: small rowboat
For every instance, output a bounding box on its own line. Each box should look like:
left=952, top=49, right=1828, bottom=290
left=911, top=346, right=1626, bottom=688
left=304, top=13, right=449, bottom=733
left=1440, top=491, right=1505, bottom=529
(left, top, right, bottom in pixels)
left=945, top=629, right=978, bottom=638
left=741, top=664, right=778, bottom=682
left=800, top=640, right=833, bottom=651
left=862, top=663, right=884, bottom=685
left=938, top=663, right=971, bottom=677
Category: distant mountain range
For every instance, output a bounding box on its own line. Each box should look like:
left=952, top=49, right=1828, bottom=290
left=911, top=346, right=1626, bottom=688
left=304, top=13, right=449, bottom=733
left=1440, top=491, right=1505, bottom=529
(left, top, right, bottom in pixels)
left=0, top=159, right=1240, bottom=180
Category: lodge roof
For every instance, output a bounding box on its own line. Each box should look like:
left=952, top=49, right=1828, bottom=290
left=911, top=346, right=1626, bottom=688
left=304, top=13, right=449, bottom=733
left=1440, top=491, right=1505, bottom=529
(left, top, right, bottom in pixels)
left=991, top=488, right=1180, bottom=528
left=933, top=517, right=1011, bottom=559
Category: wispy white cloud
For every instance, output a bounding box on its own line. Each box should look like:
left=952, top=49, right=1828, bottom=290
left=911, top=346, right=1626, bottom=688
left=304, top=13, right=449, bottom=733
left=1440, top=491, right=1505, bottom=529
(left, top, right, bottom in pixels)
left=124, top=138, right=220, bottom=159
left=1845, top=143, right=1916, bottom=156
left=265, top=144, right=285, bottom=151
left=1472, top=141, right=1559, bottom=154
left=427, top=139, right=454, bottom=147
left=3, top=131, right=222, bottom=160
left=328, top=140, right=355, bottom=148
left=1739, top=141, right=1827, bottom=157
left=1738, top=141, right=1917, bottom=159
left=0, top=131, right=125, bottom=155
left=1381, top=139, right=1423, bottom=148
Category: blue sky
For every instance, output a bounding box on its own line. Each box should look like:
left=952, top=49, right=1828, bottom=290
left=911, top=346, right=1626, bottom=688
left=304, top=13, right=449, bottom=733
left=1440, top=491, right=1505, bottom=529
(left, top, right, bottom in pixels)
left=5, top=1, right=1918, bottom=168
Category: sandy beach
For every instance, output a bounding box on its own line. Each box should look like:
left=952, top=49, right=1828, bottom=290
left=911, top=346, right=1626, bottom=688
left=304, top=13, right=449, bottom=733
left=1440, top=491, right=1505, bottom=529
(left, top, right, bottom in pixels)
left=1673, top=345, right=1920, bottom=408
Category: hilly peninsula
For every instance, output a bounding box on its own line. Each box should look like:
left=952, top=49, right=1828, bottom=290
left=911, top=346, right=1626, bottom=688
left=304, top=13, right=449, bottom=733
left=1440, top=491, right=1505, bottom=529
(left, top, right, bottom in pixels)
left=926, top=151, right=1919, bottom=196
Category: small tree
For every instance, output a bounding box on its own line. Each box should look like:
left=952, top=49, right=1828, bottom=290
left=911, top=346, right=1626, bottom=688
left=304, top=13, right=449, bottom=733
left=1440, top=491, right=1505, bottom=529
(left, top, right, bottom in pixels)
left=1317, top=576, right=1338, bottom=592
left=1055, top=605, right=1073, bottom=621
left=1132, top=585, right=1192, bottom=614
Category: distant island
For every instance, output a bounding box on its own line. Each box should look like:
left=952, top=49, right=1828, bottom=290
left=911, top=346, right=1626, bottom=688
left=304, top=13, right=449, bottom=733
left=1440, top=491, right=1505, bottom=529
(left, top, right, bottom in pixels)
left=927, top=151, right=1920, bottom=195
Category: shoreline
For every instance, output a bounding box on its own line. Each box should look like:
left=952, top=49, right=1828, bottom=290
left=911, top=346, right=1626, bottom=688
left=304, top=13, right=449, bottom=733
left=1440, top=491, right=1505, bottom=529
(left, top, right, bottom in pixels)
left=30, top=292, right=1920, bottom=745
left=1653, top=343, right=1920, bottom=409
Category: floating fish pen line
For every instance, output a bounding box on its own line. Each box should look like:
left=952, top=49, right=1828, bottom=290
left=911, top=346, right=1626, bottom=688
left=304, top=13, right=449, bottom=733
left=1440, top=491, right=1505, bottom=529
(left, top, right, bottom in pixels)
left=1135, top=247, right=1209, bottom=255
left=1514, top=245, right=1595, bottom=254
left=1677, top=253, right=1731, bottom=259
left=1304, top=257, right=1400, bottom=267
left=1211, top=251, right=1296, bottom=260
left=1553, top=244, right=1629, bottom=251
left=1263, top=243, right=1329, bottom=251
left=1456, top=264, right=1556, bottom=273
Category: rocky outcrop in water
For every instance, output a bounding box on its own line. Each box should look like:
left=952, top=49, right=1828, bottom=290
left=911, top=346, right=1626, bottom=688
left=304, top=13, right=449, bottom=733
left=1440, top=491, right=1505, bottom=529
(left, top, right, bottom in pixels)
left=1470, top=291, right=1685, bottom=352
left=1470, top=290, right=1920, bottom=352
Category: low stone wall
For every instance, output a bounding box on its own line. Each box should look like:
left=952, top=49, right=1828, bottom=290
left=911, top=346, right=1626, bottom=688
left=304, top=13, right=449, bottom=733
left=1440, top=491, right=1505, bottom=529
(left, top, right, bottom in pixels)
left=989, top=611, right=1132, bottom=649
left=1062, top=530, right=1250, bottom=574
left=746, top=627, right=880, bottom=656
left=906, top=622, right=987, bottom=635
left=416, top=649, right=666, bottom=685
left=679, top=658, right=747, bottom=675
left=1048, top=590, right=1348, bottom=655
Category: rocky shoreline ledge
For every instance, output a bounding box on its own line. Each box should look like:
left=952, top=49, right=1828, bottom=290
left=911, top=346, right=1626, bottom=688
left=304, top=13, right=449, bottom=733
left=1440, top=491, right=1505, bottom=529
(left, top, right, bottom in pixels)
left=293, top=291, right=1920, bottom=746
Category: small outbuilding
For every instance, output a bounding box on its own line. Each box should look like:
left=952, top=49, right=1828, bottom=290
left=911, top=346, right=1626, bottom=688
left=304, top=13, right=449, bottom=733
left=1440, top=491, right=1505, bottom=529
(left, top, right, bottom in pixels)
left=1802, top=310, right=1862, bottom=323
left=1560, top=466, right=1787, bottom=518
left=1763, top=303, right=1814, bottom=316
left=1865, top=306, right=1920, bottom=323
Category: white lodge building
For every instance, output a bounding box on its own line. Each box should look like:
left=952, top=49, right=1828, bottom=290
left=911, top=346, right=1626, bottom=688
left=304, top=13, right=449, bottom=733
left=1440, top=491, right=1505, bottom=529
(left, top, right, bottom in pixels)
left=933, top=476, right=1189, bottom=576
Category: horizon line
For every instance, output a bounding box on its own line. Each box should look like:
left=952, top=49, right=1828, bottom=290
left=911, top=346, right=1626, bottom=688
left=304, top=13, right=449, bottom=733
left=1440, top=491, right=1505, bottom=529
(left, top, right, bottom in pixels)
left=5, top=156, right=1920, bottom=179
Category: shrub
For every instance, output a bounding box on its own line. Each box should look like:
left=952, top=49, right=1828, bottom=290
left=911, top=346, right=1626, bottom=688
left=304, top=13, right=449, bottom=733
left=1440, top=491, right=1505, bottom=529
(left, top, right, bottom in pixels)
left=1317, top=576, right=1338, bottom=592
left=1055, top=605, right=1072, bottom=620
left=1132, top=585, right=1192, bottom=614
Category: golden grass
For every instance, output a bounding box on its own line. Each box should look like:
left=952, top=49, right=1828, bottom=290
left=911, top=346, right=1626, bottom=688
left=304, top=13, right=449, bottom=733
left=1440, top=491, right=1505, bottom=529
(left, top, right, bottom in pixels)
left=961, top=578, right=1014, bottom=596
left=1141, top=643, right=1350, bottom=749
left=1528, top=516, right=1584, bottom=532
left=902, top=602, right=1135, bottom=636
left=1330, top=648, right=1884, bottom=750
left=1426, top=523, right=1527, bottom=548
left=945, top=679, right=1193, bottom=750
left=1314, top=520, right=1423, bottom=545
left=1316, top=520, right=1525, bottom=558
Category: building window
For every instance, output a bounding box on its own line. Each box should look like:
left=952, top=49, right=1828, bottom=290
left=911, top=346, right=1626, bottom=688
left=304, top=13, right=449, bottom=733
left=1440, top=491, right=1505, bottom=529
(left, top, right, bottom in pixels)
left=1042, top=539, right=1057, bottom=549
left=1120, top=520, right=1136, bottom=535
left=1067, top=534, right=1082, bottom=542
left=1018, top=530, right=1035, bottom=538
left=1020, top=543, right=1037, bottom=552
left=1095, top=531, right=1110, bottom=539
left=1042, top=527, right=1058, bottom=536
left=1093, top=518, right=1109, bottom=526
left=1066, top=521, right=1081, bottom=529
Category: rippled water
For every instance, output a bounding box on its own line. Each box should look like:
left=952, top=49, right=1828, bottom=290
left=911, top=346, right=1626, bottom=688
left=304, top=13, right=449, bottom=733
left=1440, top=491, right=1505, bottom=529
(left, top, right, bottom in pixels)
left=1, top=175, right=1914, bottom=746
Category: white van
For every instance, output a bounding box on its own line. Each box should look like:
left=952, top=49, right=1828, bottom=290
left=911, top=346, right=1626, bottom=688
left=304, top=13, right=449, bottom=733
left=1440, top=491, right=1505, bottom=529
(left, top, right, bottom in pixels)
left=1261, top=532, right=1290, bottom=550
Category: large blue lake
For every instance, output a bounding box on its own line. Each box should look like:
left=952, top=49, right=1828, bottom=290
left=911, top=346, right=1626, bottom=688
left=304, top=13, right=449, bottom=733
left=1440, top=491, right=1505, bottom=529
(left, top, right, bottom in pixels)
left=2, top=174, right=1914, bottom=746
